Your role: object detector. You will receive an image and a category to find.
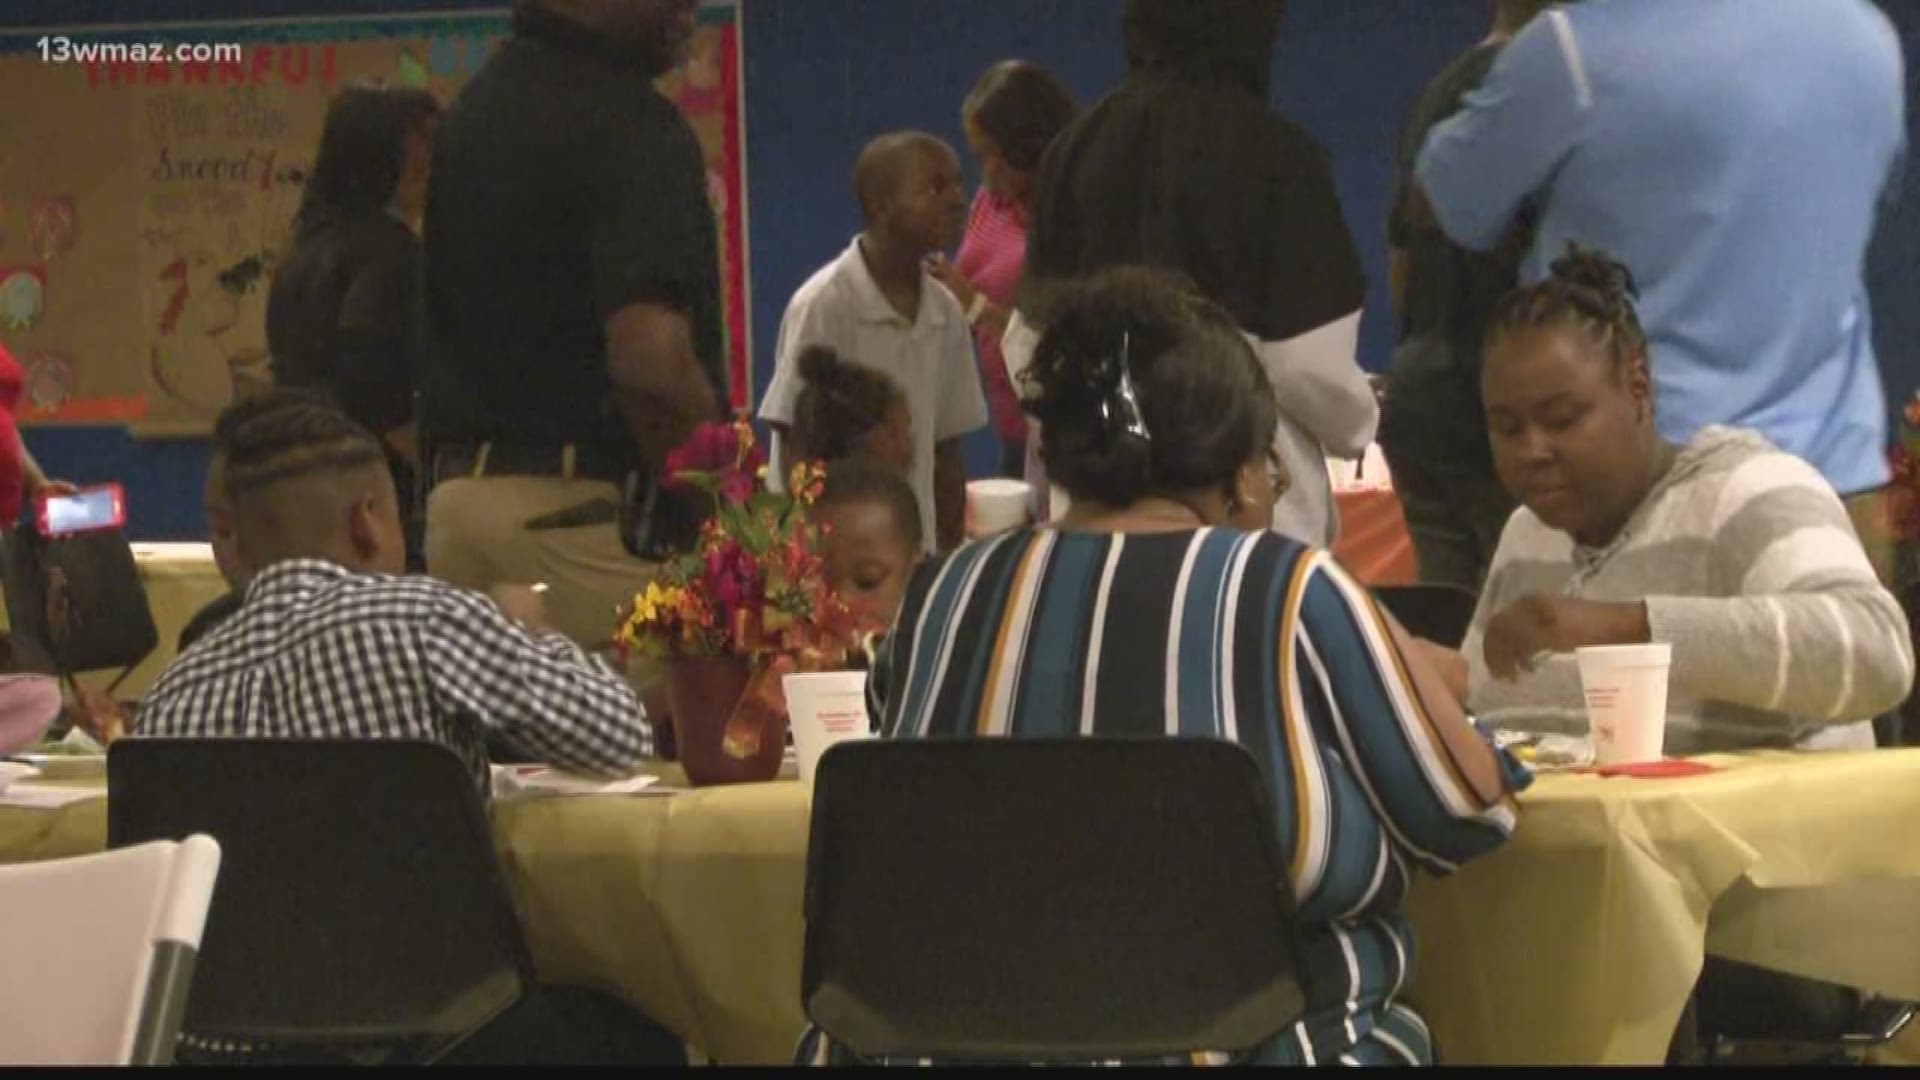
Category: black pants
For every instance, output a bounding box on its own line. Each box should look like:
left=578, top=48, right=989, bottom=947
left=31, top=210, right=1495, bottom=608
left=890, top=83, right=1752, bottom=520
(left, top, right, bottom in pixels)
left=1378, top=441, right=1513, bottom=593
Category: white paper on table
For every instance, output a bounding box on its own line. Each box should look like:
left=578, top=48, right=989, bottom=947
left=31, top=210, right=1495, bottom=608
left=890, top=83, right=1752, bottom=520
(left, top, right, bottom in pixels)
left=491, top=767, right=674, bottom=800
left=0, top=784, right=103, bottom=810
left=130, top=542, right=217, bottom=562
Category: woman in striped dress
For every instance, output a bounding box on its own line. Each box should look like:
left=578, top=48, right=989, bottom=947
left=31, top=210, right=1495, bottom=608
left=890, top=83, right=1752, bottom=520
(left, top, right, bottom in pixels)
left=799, top=268, right=1528, bottom=1067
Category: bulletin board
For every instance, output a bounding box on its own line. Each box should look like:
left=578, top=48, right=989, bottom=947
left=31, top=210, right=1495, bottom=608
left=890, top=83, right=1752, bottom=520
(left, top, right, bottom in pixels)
left=0, top=1, right=752, bottom=433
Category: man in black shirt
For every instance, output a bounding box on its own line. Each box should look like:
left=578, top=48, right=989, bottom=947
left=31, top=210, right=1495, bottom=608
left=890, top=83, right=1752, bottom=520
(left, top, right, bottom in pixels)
left=419, top=0, right=721, bottom=648
left=1378, top=0, right=1544, bottom=591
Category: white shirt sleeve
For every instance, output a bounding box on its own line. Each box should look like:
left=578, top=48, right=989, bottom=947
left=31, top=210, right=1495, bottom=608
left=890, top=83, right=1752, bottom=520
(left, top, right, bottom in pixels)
left=759, top=289, right=838, bottom=426
left=1250, top=309, right=1377, bottom=459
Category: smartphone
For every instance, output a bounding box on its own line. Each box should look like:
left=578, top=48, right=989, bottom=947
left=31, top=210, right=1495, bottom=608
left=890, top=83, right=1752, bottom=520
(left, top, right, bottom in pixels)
left=36, top=484, right=126, bottom=539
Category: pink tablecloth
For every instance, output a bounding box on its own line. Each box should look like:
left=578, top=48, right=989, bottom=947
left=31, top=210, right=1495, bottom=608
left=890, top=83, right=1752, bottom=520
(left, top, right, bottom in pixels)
left=1332, top=486, right=1417, bottom=586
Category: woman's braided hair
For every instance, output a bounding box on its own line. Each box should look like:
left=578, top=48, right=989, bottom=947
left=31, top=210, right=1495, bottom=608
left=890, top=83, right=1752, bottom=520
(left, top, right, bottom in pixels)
left=1487, top=243, right=1646, bottom=369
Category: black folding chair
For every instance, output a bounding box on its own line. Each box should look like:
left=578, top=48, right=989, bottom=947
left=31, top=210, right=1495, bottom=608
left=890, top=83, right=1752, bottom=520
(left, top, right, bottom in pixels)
left=106, top=739, right=529, bottom=1064
left=1373, top=583, right=1479, bottom=648
left=802, top=738, right=1304, bottom=1064
left=1677, top=957, right=1916, bottom=1066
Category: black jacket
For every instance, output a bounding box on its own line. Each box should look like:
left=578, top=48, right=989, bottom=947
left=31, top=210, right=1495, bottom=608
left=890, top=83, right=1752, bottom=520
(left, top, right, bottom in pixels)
left=266, top=210, right=419, bottom=436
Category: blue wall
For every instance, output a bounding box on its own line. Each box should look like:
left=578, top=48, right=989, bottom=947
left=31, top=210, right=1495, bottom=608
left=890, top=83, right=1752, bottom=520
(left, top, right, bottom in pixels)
left=4, top=0, right=1502, bottom=536
left=741, top=0, right=1485, bottom=476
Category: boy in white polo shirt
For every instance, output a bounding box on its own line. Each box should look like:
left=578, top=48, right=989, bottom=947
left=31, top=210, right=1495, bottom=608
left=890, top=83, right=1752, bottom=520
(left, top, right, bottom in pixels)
left=761, top=131, right=988, bottom=552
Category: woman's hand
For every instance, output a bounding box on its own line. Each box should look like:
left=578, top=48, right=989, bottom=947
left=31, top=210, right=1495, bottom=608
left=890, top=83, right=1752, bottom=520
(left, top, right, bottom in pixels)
left=23, top=473, right=77, bottom=499
left=489, top=583, right=551, bottom=634
left=1482, top=594, right=1651, bottom=681
left=73, top=687, right=129, bottom=745
left=925, top=254, right=979, bottom=311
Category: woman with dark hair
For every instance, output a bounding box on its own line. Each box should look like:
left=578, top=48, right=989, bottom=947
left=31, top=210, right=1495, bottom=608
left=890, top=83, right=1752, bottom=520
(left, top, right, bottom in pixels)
left=267, top=86, right=440, bottom=567
left=927, top=60, right=1077, bottom=481
left=796, top=268, right=1526, bottom=1067
left=1010, top=0, right=1377, bottom=547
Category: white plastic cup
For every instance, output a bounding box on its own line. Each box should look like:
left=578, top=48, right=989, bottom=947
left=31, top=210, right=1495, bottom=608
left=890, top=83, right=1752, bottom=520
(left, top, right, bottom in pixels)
left=966, top=478, right=1033, bottom=537
left=783, top=671, right=872, bottom=781
left=1575, top=643, right=1673, bottom=766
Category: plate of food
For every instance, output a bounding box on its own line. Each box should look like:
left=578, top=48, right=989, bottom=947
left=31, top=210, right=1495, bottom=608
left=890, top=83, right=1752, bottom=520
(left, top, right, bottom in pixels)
left=1492, top=730, right=1594, bottom=772
left=17, top=729, right=107, bottom=779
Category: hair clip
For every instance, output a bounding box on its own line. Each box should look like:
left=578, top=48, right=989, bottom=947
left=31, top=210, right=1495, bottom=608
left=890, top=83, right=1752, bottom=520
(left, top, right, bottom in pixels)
left=1097, top=331, right=1151, bottom=445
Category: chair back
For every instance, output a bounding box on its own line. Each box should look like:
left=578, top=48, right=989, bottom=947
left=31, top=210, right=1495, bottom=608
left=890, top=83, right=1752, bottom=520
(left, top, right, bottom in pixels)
left=1374, top=583, right=1479, bottom=648
left=106, top=739, right=527, bottom=1053
left=802, top=737, right=1304, bottom=1062
left=0, top=834, right=220, bottom=1065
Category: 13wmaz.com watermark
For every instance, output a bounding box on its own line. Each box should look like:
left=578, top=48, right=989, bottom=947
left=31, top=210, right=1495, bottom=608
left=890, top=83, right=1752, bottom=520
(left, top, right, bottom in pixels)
left=37, top=36, right=243, bottom=65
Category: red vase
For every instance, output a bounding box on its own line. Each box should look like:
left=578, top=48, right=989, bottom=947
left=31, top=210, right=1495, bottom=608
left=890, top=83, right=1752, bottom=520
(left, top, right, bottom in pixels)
left=667, top=656, right=787, bottom=786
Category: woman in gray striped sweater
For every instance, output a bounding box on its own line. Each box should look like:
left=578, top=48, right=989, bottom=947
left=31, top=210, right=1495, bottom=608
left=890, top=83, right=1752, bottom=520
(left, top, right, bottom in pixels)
left=1451, top=246, right=1912, bottom=752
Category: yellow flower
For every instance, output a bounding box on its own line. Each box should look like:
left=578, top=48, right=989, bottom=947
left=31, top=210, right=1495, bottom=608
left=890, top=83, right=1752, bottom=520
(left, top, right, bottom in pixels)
left=632, top=581, right=682, bottom=625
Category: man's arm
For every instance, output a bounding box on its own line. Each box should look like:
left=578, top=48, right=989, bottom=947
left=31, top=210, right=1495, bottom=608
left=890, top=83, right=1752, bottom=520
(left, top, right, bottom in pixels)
left=426, top=586, right=654, bottom=775
left=606, top=302, right=719, bottom=470
left=934, top=439, right=966, bottom=552
left=586, top=112, right=725, bottom=463
left=1416, top=10, right=1588, bottom=250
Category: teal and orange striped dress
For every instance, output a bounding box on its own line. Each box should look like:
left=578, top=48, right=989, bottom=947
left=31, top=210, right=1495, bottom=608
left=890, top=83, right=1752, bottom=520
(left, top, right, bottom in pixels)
left=799, top=527, right=1528, bottom=1066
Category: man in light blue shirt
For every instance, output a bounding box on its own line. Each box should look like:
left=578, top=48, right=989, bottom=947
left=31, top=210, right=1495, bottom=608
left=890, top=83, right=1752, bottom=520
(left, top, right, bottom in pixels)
left=1417, top=0, right=1906, bottom=512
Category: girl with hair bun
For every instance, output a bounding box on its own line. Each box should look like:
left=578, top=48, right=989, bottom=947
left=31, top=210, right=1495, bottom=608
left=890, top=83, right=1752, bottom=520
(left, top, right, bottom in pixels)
left=789, top=346, right=914, bottom=473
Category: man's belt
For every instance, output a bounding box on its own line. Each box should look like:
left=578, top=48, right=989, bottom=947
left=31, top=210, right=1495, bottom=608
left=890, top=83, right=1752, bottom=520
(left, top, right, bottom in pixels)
left=434, top=441, right=631, bottom=485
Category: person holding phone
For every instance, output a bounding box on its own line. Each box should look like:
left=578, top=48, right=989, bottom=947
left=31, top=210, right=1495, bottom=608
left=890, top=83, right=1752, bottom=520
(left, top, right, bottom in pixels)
left=0, top=343, right=75, bottom=529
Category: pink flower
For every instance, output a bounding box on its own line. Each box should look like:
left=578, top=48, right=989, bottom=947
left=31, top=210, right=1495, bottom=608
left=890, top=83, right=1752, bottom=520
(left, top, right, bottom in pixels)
left=665, top=421, right=745, bottom=487
left=718, top=469, right=756, bottom=505
left=703, top=541, right=762, bottom=620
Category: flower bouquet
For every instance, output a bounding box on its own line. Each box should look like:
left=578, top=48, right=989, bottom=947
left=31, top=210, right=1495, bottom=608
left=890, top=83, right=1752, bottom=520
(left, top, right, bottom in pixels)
left=615, top=419, right=865, bottom=784
left=1889, top=393, right=1920, bottom=544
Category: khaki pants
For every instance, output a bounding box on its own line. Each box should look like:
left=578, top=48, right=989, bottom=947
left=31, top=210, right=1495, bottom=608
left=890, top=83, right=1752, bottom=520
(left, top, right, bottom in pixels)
left=425, top=476, right=661, bottom=653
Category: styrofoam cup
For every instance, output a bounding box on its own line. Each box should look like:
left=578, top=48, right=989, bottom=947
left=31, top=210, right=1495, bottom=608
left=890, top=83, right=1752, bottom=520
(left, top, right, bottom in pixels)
left=967, top=478, right=1032, bottom=537
left=783, top=671, right=872, bottom=781
left=1575, top=643, right=1672, bottom=766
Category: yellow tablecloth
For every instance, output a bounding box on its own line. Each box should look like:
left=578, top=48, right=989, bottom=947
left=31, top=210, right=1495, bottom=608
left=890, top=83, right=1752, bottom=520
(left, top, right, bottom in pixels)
left=7, top=750, right=1920, bottom=1064
left=0, top=542, right=228, bottom=700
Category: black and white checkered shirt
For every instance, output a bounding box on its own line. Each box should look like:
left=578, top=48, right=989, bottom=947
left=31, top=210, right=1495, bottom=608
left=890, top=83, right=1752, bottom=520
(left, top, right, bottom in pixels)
left=137, top=560, right=653, bottom=794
